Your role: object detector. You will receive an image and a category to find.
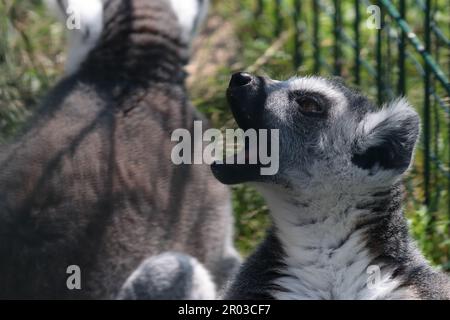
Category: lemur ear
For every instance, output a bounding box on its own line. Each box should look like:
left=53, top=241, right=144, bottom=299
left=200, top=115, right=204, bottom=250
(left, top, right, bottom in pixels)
left=352, top=98, right=420, bottom=174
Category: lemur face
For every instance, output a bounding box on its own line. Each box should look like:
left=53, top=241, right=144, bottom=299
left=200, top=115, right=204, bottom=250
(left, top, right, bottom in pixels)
left=212, top=73, right=420, bottom=192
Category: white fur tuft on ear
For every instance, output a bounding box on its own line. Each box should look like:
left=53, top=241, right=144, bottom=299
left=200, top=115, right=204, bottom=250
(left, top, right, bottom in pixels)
left=45, top=0, right=104, bottom=75
left=353, top=98, right=420, bottom=173
left=358, top=98, right=420, bottom=147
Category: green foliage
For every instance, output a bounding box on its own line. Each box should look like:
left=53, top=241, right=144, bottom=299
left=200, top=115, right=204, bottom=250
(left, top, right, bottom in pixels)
left=409, top=205, right=450, bottom=270
left=0, top=0, right=64, bottom=140
left=232, top=185, right=270, bottom=256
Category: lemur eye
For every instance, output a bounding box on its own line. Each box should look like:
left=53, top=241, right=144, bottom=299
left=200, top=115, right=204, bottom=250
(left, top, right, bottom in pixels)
left=296, top=97, right=326, bottom=117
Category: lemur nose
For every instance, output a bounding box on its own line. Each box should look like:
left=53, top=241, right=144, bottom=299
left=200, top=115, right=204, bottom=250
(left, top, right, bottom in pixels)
left=229, top=72, right=253, bottom=88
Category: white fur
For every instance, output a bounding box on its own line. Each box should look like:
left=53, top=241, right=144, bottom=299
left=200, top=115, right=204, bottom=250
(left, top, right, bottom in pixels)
left=189, top=256, right=217, bottom=300
left=221, top=200, right=242, bottom=267
left=359, top=98, right=418, bottom=147
left=353, top=97, right=420, bottom=182
left=256, top=184, right=416, bottom=300
left=286, top=77, right=348, bottom=114
left=46, top=0, right=104, bottom=75
left=169, top=0, right=209, bottom=43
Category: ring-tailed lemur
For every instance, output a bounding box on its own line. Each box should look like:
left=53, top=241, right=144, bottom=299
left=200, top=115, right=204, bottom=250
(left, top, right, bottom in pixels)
left=0, top=0, right=240, bottom=299
left=212, top=72, right=450, bottom=300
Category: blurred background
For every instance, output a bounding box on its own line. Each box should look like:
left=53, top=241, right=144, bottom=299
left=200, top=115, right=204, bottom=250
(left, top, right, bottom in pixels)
left=0, top=0, right=449, bottom=269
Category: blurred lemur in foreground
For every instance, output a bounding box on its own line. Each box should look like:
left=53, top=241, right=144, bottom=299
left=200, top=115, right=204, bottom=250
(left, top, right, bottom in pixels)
left=212, top=72, right=450, bottom=300
left=0, top=0, right=240, bottom=299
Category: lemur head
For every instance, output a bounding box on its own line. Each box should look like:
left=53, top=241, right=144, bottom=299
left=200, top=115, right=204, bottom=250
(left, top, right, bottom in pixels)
left=212, top=73, right=420, bottom=195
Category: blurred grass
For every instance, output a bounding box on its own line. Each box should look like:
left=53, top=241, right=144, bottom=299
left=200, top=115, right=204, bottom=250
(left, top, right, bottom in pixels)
left=0, top=0, right=448, bottom=265
left=0, top=0, right=64, bottom=141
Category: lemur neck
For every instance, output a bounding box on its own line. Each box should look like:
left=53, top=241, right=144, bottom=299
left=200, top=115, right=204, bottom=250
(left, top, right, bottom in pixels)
left=263, top=181, right=410, bottom=254
left=258, top=182, right=414, bottom=299
left=82, top=0, right=189, bottom=83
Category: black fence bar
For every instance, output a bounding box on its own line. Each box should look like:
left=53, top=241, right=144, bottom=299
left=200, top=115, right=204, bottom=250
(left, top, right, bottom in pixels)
left=423, top=0, right=432, bottom=206
left=274, top=0, right=282, bottom=36
left=386, top=22, right=393, bottom=99
left=313, top=0, right=321, bottom=74
left=354, top=0, right=361, bottom=85
left=432, top=94, right=440, bottom=211
left=293, top=0, right=302, bottom=69
left=333, top=0, right=342, bottom=75
left=255, top=0, right=264, bottom=16
left=376, top=1, right=384, bottom=105
left=398, top=0, right=406, bottom=95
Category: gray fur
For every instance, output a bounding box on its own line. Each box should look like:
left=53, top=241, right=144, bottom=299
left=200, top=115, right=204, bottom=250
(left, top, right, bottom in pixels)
left=217, top=74, right=450, bottom=300
left=117, top=252, right=216, bottom=300
left=0, top=0, right=240, bottom=299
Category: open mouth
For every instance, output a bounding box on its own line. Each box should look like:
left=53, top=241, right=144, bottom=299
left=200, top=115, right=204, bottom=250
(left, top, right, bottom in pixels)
left=211, top=72, right=268, bottom=185
left=211, top=148, right=261, bottom=185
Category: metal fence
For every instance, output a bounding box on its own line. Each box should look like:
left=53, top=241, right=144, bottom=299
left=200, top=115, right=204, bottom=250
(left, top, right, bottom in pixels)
left=252, top=0, right=449, bottom=215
